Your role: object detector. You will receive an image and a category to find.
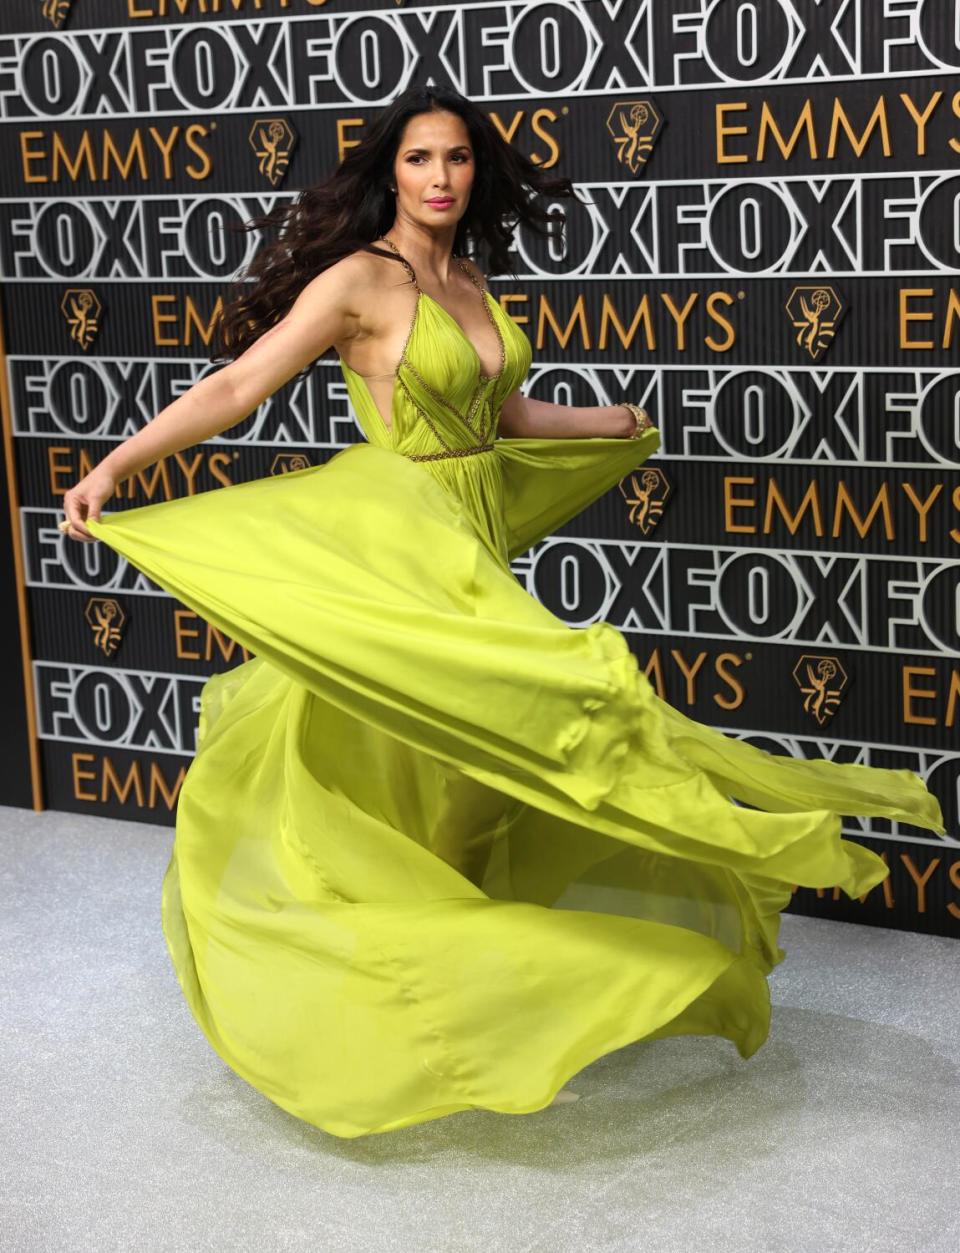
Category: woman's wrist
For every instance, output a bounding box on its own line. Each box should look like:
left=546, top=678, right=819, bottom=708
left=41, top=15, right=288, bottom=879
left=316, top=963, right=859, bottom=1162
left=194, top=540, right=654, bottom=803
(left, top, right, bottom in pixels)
left=611, top=404, right=637, bottom=438
left=97, top=449, right=127, bottom=481
left=619, top=402, right=654, bottom=439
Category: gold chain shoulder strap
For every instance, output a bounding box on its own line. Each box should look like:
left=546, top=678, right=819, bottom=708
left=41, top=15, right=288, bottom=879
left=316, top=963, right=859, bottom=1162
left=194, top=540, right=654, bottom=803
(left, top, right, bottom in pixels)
left=376, top=234, right=420, bottom=290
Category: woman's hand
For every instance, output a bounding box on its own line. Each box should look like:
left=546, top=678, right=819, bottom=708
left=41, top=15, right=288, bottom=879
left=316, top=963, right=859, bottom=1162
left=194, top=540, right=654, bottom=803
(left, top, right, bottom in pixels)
left=59, top=465, right=118, bottom=542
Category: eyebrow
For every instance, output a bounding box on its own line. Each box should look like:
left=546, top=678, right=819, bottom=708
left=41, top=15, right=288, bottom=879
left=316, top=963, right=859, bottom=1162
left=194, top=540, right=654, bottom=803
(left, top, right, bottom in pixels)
left=401, top=145, right=472, bottom=155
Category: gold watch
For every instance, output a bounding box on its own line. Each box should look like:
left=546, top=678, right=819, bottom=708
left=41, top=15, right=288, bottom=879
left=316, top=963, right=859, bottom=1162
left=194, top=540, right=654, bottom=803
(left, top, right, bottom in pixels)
left=621, top=401, right=654, bottom=438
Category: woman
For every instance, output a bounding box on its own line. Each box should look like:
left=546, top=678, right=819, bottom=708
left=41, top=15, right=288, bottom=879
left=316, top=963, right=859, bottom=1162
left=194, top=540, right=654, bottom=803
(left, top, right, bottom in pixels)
left=61, top=87, right=944, bottom=1139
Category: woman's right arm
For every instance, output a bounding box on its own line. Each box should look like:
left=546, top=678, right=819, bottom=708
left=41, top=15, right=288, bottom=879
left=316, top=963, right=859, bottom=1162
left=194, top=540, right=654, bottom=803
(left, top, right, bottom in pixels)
left=60, top=259, right=364, bottom=541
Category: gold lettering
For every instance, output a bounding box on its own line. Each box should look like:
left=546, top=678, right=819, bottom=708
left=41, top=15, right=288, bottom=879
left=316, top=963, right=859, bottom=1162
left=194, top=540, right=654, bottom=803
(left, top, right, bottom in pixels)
left=901, top=667, right=959, bottom=729
left=184, top=295, right=223, bottom=347
left=949, top=860, right=960, bottom=921
left=900, top=288, right=935, bottom=349
left=758, top=99, right=817, bottom=160
left=899, top=91, right=943, bottom=156
left=816, top=884, right=843, bottom=901
left=828, top=97, right=892, bottom=159
left=943, top=289, right=960, bottom=350
left=209, top=451, right=236, bottom=487
left=91, top=755, right=185, bottom=810
left=19, top=125, right=208, bottom=185
left=184, top=124, right=213, bottom=181
left=175, top=610, right=253, bottom=662
left=716, top=102, right=749, bottom=165
left=902, top=666, right=937, bottom=726
left=52, top=130, right=96, bottom=182
left=72, top=752, right=98, bottom=802
left=336, top=117, right=365, bottom=163
left=489, top=110, right=525, bottom=145
left=151, top=294, right=180, bottom=346
left=101, top=129, right=148, bottom=181
left=670, top=648, right=707, bottom=705
left=128, top=460, right=174, bottom=502
left=174, top=451, right=205, bottom=494
left=102, top=757, right=146, bottom=806
left=598, top=294, right=654, bottom=351
left=538, top=294, right=591, bottom=351
left=149, top=125, right=181, bottom=180
left=899, top=853, right=939, bottom=914
left=49, top=446, right=77, bottom=497
left=951, top=90, right=960, bottom=155
left=660, top=293, right=698, bottom=351
left=858, top=851, right=894, bottom=908
left=714, top=653, right=745, bottom=710
left=763, top=479, right=824, bottom=537
left=152, top=294, right=223, bottom=348
left=20, top=131, right=48, bottom=184
left=946, top=669, right=960, bottom=729
left=529, top=108, right=561, bottom=169
left=901, top=483, right=942, bottom=543
left=951, top=484, right=960, bottom=545
left=541, top=294, right=594, bottom=350
left=705, top=292, right=736, bottom=352
left=643, top=647, right=666, bottom=698
left=724, top=476, right=756, bottom=534
left=832, top=480, right=893, bottom=539
left=500, top=293, right=528, bottom=327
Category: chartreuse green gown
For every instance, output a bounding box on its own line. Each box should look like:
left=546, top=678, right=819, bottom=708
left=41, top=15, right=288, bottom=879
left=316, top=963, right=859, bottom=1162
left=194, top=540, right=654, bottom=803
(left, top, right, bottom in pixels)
left=86, top=250, right=945, bottom=1139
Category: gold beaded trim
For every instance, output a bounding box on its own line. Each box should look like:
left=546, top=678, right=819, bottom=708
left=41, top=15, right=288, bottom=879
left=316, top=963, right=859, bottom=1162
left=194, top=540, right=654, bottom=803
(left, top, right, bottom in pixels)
left=463, top=388, right=486, bottom=440
left=402, top=354, right=472, bottom=427
left=407, top=444, right=496, bottom=462
left=455, top=257, right=507, bottom=384
left=378, top=235, right=507, bottom=384
left=456, top=262, right=507, bottom=441
left=396, top=372, right=454, bottom=451
left=365, top=235, right=423, bottom=437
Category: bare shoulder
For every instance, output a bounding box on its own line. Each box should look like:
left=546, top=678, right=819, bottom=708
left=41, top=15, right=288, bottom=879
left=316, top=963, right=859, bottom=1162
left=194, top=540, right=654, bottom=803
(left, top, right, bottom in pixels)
left=296, top=247, right=409, bottom=341
left=457, top=255, right=489, bottom=291
left=298, top=250, right=379, bottom=309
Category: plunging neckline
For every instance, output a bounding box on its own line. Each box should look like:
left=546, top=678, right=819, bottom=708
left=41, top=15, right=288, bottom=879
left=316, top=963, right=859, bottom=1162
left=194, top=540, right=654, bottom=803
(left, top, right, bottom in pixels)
left=342, top=292, right=504, bottom=444
left=377, top=235, right=506, bottom=384
left=340, top=239, right=509, bottom=443
left=418, top=288, right=505, bottom=384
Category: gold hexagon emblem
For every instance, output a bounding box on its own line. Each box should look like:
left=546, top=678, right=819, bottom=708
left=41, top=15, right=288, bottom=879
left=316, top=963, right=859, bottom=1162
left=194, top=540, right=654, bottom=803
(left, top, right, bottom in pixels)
left=618, top=466, right=671, bottom=535
left=606, top=100, right=663, bottom=174
left=40, top=0, right=73, bottom=29
left=270, top=452, right=313, bottom=476
left=792, top=654, right=849, bottom=726
left=785, top=285, right=846, bottom=361
left=85, top=596, right=126, bottom=657
left=249, top=118, right=297, bottom=187
left=60, top=289, right=102, bottom=351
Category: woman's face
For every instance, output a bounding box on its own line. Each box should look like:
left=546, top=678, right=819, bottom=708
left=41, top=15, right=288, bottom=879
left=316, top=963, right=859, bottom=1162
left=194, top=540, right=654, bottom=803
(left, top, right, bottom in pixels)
left=391, top=109, right=475, bottom=230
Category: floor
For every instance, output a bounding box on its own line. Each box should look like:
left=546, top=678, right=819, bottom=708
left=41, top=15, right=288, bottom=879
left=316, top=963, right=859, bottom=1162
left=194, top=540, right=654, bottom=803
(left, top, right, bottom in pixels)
left=2, top=805, right=957, bottom=1253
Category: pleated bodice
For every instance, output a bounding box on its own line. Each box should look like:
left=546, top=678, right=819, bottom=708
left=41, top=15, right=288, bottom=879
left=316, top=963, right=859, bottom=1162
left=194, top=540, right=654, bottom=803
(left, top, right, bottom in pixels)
left=339, top=241, right=533, bottom=564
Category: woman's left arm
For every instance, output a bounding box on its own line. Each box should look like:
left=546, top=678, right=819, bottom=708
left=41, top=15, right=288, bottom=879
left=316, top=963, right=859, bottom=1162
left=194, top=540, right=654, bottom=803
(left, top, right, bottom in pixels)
left=498, top=387, right=636, bottom=439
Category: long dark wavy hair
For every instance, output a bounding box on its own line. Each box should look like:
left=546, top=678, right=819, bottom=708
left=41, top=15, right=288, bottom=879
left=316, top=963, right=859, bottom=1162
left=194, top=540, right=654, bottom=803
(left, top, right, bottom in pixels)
left=212, top=85, right=577, bottom=375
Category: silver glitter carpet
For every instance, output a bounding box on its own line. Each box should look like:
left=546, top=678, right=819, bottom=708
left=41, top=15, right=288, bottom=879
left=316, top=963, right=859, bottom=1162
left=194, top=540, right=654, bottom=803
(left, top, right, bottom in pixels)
left=2, top=805, right=957, bottom=1253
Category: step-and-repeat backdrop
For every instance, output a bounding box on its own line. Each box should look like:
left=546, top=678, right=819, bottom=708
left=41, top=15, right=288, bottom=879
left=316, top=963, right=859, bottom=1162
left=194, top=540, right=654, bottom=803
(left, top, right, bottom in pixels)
left=0, top=0, right=957, bottom=937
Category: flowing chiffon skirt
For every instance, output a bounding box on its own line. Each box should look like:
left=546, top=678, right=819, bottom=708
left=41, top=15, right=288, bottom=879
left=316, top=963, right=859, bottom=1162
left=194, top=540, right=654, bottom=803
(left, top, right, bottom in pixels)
left=86, top=432, right=946, bottom=1137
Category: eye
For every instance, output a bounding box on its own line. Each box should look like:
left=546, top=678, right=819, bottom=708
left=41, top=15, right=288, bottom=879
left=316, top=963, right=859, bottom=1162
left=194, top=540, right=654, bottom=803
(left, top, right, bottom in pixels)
left=405, top=153, right=471, bottom=163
